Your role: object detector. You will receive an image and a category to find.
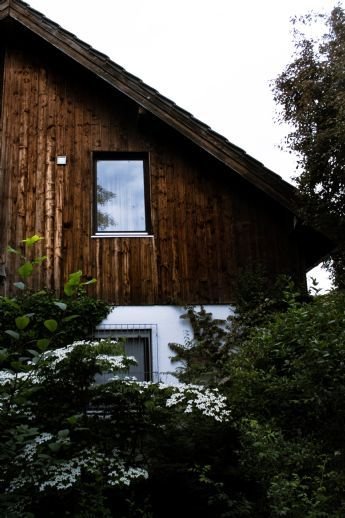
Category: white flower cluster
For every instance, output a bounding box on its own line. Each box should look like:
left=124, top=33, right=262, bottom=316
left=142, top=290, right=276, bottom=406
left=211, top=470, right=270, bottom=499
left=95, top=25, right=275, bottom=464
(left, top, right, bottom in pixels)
left=107, top=455, right=148, bottom=487
left=41, top=344, right=76, bottom=366
left=96, top=354, right=137, bottom=371
left=40, top=339, right=135, bottom=372
left=22, top=433, right=54, bottom=461
left=0, top=370, right=40, bottom=385
left=77, top=448, right=148, bottom=487
left=0, top=339, right=134, bottom=391
left=35, top=432, right=54, bottom=444
left=39, top=460, right=81, bottom=491
left=0, top=370, right=15, bottom=384
left=102, top=379, right=230, bottom=422
left=67, top=339, right=123, bottom=353
left=7, top=442, right=148, bottom=494
left=165, top=384, right=231, bottom=422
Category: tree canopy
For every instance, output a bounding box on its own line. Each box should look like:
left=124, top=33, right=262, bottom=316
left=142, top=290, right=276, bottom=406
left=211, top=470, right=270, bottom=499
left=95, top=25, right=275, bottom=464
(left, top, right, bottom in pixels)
left=273, top=5, right=345, bottom=287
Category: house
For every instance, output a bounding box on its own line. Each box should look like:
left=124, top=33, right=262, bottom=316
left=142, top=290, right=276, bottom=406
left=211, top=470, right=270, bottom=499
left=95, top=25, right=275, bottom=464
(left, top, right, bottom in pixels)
left=0, top=0, right=332, bottom=382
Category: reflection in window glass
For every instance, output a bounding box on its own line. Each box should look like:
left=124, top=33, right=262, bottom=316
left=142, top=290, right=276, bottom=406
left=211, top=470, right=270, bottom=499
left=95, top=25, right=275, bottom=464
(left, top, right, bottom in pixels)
left=96, top=160, right=146, bottom=232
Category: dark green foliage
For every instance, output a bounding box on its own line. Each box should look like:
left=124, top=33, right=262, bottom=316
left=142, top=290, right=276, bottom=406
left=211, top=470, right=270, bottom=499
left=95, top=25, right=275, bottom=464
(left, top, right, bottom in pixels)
left=226, top=292, right=345, bottom=516
left=0, top=289, right=110, bottom=352
left=5, top=233, right=345, bottom=515
left=170, top=282, right=345, bottom=515
left=169, top=305, right=228, bottom=385
left=170, top=272, right=298, bottom=386
left=227, top=292, right=345, bottom=439
left=0, top=237, right=110, bottom=362
left=0, top=237, right=241, bottom=517
left=273, top=5, right=345, bottom=287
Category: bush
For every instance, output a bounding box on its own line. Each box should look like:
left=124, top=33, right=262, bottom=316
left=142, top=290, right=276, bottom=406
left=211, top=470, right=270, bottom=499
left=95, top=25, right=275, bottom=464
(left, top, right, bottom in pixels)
left=0, top=237, right=242, bottom=517
left=170, top=288, right=345, bottom=516
left=227, top=291, right=345, bottom=444
left=0, top=338, right=238, bottom=516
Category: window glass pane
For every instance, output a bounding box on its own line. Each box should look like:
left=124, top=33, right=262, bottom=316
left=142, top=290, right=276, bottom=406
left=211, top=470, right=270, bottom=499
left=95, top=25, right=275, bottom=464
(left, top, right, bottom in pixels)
left=124, top=337, right=149, bottom=381
left=96, top=160, right=146, bottom=232
left=94, top=335, right=151, bottom=383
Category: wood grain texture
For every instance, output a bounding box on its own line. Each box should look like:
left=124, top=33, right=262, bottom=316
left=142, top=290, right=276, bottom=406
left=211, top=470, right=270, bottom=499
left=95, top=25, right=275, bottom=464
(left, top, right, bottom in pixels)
left=0, top=33, right=307, bottom=303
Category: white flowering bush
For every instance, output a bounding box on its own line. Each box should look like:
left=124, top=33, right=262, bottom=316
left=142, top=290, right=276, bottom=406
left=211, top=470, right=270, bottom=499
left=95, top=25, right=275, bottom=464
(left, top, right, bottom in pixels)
left=165, top=384, right=230, bottom=422
left=0, top=238, right=236, bottom=516
left=8, top=441, right=148, bottom=494
left=39, top=339, right=137, bottom=370
left=0, top=330, right=233, bottom=516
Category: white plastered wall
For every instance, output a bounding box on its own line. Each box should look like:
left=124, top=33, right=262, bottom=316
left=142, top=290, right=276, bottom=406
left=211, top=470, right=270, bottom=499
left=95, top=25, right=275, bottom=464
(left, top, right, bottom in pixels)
left=98, top=305, right=234, bottom=384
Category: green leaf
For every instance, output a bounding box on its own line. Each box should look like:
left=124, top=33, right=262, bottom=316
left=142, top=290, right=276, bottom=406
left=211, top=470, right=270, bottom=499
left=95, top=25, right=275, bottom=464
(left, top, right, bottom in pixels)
left=63, top=284, right=74, bottom=297
left=64, top=270, right=96, bottom=296
left=15, top=315, right=30, bottom=330
left=48, top=442, right=61, bottom=453
left=57, top=429, right=70, bottom=439
left=67, top=271, right=83, bottom=285
left=18, top=262, right=33, bottom=279
left=36, top=338, right=50, bottom=351
left=1, top=298, right=20, bottom=309
left=13, top=281, right=26, bottom=290
left=53, top=301, right=67, bottom=311
left=27, top=349, right=39, bottom=357
left=66, top=414, right=82, bottom=425
left=62, top=314, right=80, bottom=323
left=11, top=360, right=25, bottom=370
left=82, top=278, right=97, bottom=286
left=6, top=245, right=20, bottom=255
left=44, top=319, right=58, bottom=333
left=0, top=348, right=9, bottom=361
left=64, top=270, right=83, bottom=296
left=5, top=330, right=20, bottom=340
left=21, top=235, right=43, bottom=247
left=32, top=255, right=47, bottom=265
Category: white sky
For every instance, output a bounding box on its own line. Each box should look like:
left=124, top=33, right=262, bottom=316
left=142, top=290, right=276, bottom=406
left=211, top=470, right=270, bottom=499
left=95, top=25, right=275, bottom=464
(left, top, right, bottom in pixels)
left=27, top=0, right=342, bottom=292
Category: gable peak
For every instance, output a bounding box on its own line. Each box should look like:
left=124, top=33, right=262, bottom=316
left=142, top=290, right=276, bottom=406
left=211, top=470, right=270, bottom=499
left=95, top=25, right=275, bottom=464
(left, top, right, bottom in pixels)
left=0, top=0, right=31, bottom=13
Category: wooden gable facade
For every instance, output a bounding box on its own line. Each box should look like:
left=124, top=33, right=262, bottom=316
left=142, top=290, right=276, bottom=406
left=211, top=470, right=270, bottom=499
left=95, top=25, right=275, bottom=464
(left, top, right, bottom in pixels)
left=0, top=0, right=332, bottom=305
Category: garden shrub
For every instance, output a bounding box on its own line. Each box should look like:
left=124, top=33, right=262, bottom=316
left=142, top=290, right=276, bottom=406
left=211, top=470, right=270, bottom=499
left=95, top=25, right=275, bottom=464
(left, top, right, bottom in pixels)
left=170, top=285, right=345, bottom=516
left=0, top=237, right=243, bottom=517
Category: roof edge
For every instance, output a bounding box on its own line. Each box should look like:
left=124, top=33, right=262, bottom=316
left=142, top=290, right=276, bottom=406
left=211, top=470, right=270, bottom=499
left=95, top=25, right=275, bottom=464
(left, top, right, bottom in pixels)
left=0, top=0, right=9, bottom=18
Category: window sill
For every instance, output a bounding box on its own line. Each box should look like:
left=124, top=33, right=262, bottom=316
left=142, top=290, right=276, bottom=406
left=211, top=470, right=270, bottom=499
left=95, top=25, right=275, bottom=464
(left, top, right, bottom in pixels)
left=91, top=233, right=154, bottom=238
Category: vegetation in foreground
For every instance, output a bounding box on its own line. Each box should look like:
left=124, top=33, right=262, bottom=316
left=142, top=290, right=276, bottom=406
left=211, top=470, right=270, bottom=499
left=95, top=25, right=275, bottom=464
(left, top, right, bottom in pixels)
left=2, top=237, right=344, bottom=516
left=171, top=278, right=345, bottom=516
left=0, top=238, right=238, bottom=517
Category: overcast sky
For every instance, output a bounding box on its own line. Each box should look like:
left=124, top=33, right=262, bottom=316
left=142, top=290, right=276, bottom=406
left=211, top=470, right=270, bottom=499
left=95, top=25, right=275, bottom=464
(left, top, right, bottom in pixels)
left=27, top=0, right=342, bottom=291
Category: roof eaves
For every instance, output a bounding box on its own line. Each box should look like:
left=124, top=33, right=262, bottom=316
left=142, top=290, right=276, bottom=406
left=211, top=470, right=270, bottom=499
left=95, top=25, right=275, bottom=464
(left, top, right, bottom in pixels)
left=0, top=0, right=9, bottom=18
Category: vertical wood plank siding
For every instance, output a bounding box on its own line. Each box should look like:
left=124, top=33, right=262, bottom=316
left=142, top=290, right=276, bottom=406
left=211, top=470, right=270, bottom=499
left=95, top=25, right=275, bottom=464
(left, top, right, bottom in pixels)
left=0, top=36, right=306, bottom=303
left=0, top=46, right=4, bottom=120
left=0, top=46, right=6, bottom=275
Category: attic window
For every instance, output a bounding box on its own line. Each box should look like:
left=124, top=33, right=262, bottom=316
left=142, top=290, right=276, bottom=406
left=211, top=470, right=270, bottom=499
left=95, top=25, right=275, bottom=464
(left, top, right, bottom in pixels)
left=93, top=152, right=151, bottom=235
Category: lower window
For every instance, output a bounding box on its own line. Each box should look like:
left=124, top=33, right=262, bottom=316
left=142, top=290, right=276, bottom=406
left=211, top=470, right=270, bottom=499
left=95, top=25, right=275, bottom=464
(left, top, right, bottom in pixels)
left=94, top=329, right=152, bottom=382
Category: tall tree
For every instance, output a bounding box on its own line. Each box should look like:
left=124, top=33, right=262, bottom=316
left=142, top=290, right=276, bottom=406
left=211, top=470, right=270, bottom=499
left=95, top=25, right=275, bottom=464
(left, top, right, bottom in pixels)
left=273, top=5, right=345, bottom=288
